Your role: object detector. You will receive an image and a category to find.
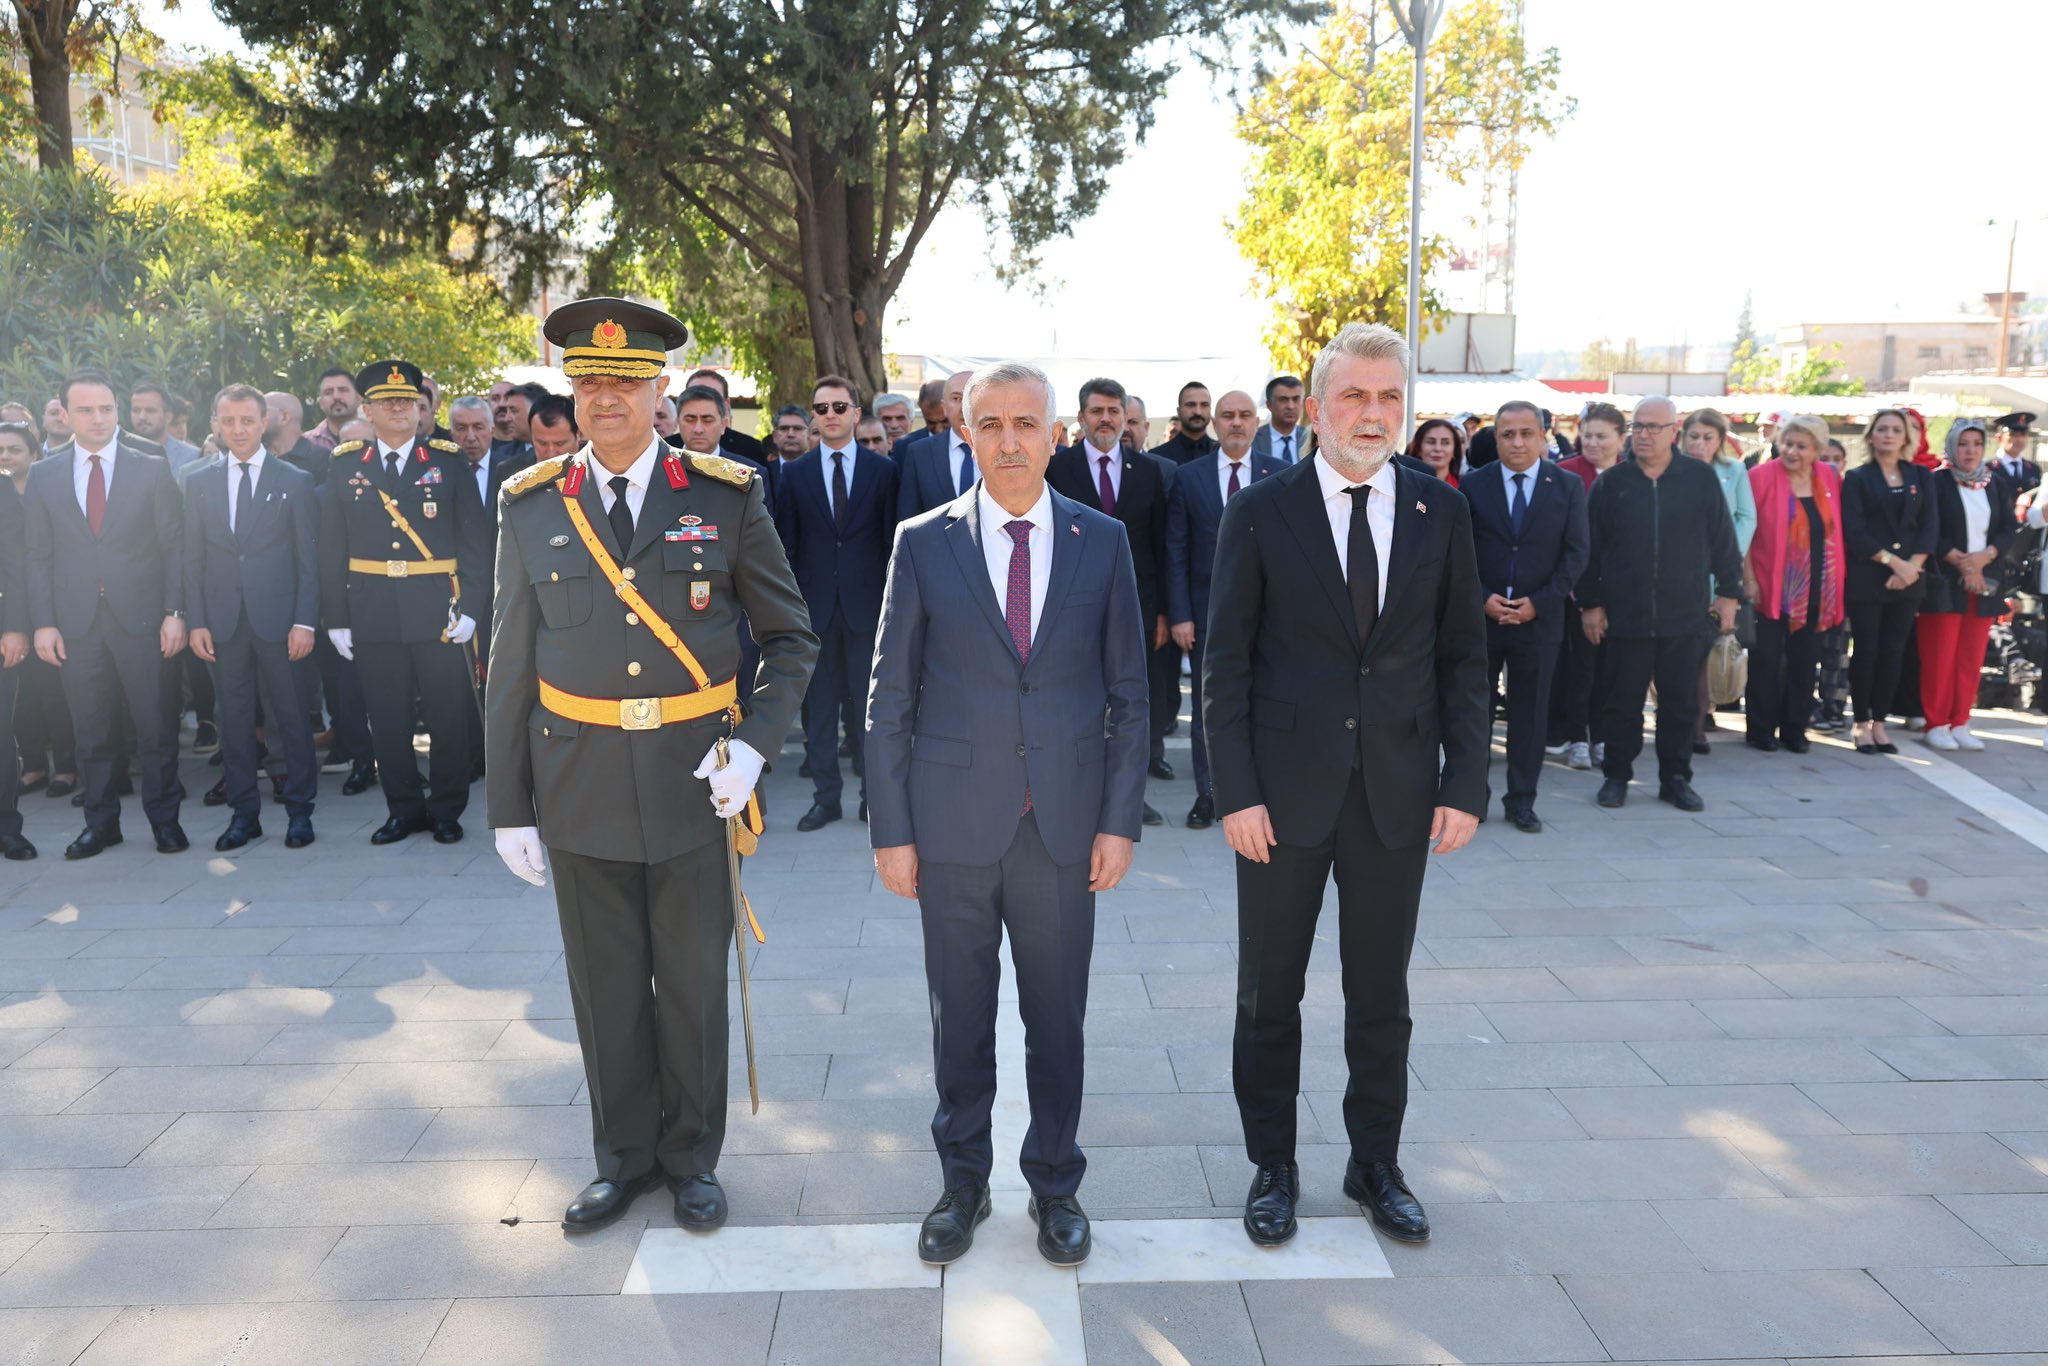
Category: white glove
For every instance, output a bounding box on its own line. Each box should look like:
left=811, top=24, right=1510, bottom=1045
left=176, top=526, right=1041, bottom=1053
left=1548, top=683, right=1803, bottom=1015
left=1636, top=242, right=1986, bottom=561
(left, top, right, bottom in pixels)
left=692, top=738, right=765, bottom=818
left=447, top=614, right=477, bottom=645
left=327, top=628, right=353, bottom=660
left=494, top=826, right=548, bottom=886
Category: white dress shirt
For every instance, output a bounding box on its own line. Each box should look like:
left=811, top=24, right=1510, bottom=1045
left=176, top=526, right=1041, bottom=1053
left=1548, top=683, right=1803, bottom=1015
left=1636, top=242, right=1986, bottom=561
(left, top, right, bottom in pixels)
left=1084, top=441, right=1123, bottom=504
left=1496, top=457, right=1537, bottom=508
left=821, top=443, right=859, bottom=517
left=1314, top=453, right=1395, bottom=612
left=1269, top=426, right=1301, bottom=465
left=978, top=482, right=1054, bottom=642
left=1214, top=448, right=1254, bottom=504
left=226, top=448, right=267, bottom=534
left=1959, top=481, right=1990, bottom=554
left=72, top=437, right=117, bottom=515
left=596, top=438, right=662, bottom=526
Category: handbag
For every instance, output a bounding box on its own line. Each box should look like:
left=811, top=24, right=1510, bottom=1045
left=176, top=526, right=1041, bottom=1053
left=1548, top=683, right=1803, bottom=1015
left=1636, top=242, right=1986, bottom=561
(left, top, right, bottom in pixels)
left=1706, top=632, right=1749, bottom=707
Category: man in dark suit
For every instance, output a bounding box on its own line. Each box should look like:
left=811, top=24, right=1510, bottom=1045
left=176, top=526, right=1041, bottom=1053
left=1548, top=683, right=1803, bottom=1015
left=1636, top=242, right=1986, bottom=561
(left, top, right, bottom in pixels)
left=778, top=375, right=900, bottom=829
left=1466, top=401, right=1589, bottom=834
left=26, top=369, right=190, bottom=858
left=681, top=369, right=770, bottom=466
left=1204, top=323, right=1488, bottom=1249
left=0, top=471, right=33, bottom=859
left=874, top=392, right=916, bottom=452
left=452, top=394, right=529, bottom=780
left=897, top=369, right=975, bottom=520
left=1251, top=374, right=1309, bottom=466
left=676, top=383, right=779, bottom=701
left=868, top=360, right=1148, bottom=1270
left=1048, top=377, right=1171, bottom=827
left=184, top=385, right=321, bottom=851
left=1149, top=381, right=1219, bottom=467
left=1166, top=391, right=1283, bottom=829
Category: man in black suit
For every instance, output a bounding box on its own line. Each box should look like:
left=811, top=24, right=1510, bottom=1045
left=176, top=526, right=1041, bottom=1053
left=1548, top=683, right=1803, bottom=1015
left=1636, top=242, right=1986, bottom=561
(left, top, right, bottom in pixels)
left=0, top=470, right=33, bottom=859
left=874, top=392, right=916, bottom=452
left=1048, top=377, right=1171, bottom=827
left=778, top=375, right=899, bottom=829
left=1149, top=382, right=1219, bottom=467
left=184, top=385, right=321, bottom=851
left=452, top=394, right=528, bottom=780
left=526, top=395, right=580, bottom=462
left=1166, top=391, right=1283, bottom=829
left=26, top=369, right=190, bottom=858
left=1204, top=323, right=1488, bottom=1249
left=897, top=369, right=976, bottom=520
left=1466, top=401, right=1588, bottom=834
left=682, top=368, right=770, bottom=465
left=676, top=383, right=778, bottom=701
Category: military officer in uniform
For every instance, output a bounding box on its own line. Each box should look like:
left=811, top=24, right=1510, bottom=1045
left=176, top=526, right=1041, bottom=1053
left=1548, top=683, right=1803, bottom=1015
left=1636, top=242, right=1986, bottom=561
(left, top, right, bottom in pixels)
left=487, top=298, right=817, bottom=1235
left=320, top=361, right=489, bottom=844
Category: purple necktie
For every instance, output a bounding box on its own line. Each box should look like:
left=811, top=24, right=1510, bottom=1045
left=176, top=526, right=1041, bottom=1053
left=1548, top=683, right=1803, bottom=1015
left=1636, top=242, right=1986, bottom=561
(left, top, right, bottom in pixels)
left=1006, top=519, right=1033, bottom=813
left=1097, top=455, right=1117, bottom=517
left=1226, top=461, right=1243, bottom=500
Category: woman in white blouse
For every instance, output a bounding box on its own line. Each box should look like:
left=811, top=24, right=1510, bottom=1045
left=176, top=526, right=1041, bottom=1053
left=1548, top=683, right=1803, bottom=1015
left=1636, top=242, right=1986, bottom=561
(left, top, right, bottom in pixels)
left=1919, top=419, right=2017, bottom=751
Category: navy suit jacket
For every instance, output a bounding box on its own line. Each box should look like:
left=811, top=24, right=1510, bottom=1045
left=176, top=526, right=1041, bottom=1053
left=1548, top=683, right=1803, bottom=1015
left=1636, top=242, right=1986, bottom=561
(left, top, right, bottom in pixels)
left=182, top=456, right=321, bottom=642
left=866, top=485, right=1149, bottom=867
left=897, top=430, right=975, bottom=522
left=25, top=440, right=183, bottom=636
left=776, top=444, right=900, bottom=634
left=1463, top=459, right=1589, bottom=645
left=1166, top=450, right=1285, bottom=631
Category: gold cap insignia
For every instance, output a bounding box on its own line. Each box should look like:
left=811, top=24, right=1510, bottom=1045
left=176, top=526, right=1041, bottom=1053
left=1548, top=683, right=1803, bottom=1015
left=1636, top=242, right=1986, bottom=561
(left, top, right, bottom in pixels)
left=592, top=320, right=628, bottom=350
left=387, top=367, right=405, bottom=388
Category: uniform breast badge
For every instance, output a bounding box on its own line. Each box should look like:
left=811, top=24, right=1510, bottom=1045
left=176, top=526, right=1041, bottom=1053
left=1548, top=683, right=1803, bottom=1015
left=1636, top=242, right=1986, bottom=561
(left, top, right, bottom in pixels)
left=691, top=581, right=711, bottom=611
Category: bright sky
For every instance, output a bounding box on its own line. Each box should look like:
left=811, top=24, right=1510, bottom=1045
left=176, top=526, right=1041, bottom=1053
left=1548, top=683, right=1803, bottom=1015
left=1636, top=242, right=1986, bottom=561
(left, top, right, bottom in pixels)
left=153, top=0, right=2048, bottom=370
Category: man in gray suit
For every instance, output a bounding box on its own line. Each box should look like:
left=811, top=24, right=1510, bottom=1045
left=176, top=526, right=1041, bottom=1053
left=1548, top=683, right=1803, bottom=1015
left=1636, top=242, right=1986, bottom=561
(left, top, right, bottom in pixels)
left=868, top=360, right=1149, bottom=1271
left=1250, top=374, right=1309, bottom=467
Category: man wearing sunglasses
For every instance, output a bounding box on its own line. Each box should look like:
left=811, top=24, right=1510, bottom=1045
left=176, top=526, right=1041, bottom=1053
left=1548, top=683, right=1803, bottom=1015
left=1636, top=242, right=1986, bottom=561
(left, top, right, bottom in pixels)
left=777, top=376, right=900, bottom=830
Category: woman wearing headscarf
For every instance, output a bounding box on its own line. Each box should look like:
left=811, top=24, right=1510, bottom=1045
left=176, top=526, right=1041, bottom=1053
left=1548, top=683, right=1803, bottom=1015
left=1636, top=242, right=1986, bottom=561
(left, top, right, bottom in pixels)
left=1744, top=416, right=1845, bottom=752
left=1917, top=418, right=2017, bottom=751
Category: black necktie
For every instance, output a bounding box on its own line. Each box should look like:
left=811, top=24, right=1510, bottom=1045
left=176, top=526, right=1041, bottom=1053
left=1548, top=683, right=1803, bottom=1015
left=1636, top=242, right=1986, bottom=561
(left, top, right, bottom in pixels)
left=1279, top=433, right=1294, bottom=464
left=235, top=460, right=255, bottom=544
left=1510, top=471, right=1528, bottom=536
left=607, top=475, right=633, bottom=552
left=384, top=450, right=400, bottom=481
left=833, top=452, right=851, bottom=532
left=1344, top=485, right=1378, bottom=646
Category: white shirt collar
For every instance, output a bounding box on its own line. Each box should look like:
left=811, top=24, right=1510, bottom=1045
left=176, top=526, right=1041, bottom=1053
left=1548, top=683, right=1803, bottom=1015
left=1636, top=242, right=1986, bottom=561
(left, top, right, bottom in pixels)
left=227, top=448, right=267, bottom=475
left=74, top=435, right=115, bottom=464
left=1314, top=452, right=1397, bottom=502
left=1499, top=458, right=1538, bottom=493
left=376, top=437, right=412, bottom=461
left=1216, top=446, right=1254, bottom=472
left=598, top=436, right=663, bottom=492
left=1084, top=439, right=1120, bottom=462
left=978, top=481, right=1054, bottom=539
left=823, top=442, right=858, bottom=463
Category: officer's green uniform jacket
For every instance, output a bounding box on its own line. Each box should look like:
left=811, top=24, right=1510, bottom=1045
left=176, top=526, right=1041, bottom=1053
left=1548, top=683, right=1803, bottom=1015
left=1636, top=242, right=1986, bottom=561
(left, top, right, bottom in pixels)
left=320, top=436, right=489, bottom=642
left=486, top=442, right=818, bottom=863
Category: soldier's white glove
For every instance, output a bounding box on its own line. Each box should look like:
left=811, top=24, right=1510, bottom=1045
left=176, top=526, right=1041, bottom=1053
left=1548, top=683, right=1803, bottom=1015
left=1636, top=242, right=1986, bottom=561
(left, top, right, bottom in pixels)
left=494, top=826, right=548, bottom=886
left=693, top=739, right=764, bottom=818
left=447, top=615, right=477, bottom=645
left=327, top=628, right=353, bottom=660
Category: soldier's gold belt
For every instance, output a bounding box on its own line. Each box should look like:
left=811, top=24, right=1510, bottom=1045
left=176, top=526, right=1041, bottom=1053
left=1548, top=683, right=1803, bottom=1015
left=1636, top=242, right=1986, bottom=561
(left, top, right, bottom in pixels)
left=348, top=557, right=458, bottom=578
left=539, top=677, right=738, bottom=731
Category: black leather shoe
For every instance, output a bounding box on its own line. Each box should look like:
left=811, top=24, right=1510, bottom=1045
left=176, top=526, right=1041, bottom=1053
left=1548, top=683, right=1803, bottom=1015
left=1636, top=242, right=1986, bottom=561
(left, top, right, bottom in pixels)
left=561, top=1172, right=658, bottom=1233
left=1148, top=758, right=1175, bottom=781
left=1028, top=1194, right=1091, bottom=1266
left=214, top=817, right=262, bottom=852
left=370, top=813, right=431, bottom=845
left=1142, top=803, right=1164, bottom=827
left=1243, top=1162, right=1299, bottom=1247
left=0, top=833, right=37, bottom=861
left=671, top=1172, right=727, bottom=1231
left=1744, top=735, right=1779, bottom=752
left=1692, top=741, right=1712, bottom=756
left=1781, top=735, right=1811, bottom=755
left=46, top=776, right=76, bottom=799
left=1658, top=778, right=1705, bottom=812
left=1343, top=1158, right=1429, bottom=1243
left=341, top=761, right=378, bottom=796
left=1186, top=795, right=1215, bottom=829
left=64, top=828, right=121, bottom=860
left=796, top=802, right=842, bottom=832
left=917, top=1183, right=991, bottom=1265
left=1507, top=807, right=1543, bottom=834
left=1596, top=778, right=1627, bottom=808
left=859, top=800, right=868, bottom=823
left=192, top=720, right=219, bottom=755
left=284, top=816, right=316, bottom=849
left=152, top=821, right=189, bottom=854
left=432, top=819, right=464, bottom=845
left=70, top=789, right=85, bottom=807
left=203, top=777, right=229, bottom=807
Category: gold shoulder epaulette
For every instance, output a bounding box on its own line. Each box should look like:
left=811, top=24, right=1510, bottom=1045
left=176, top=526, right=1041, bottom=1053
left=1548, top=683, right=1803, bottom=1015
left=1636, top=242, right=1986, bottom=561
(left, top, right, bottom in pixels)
left=427, top=437, right=460, bottom=454
left=503, top=453, right=572, bottom=501
left=688, top=451, right=755, bottom=489
left=332, top=440, right=365, bottom=457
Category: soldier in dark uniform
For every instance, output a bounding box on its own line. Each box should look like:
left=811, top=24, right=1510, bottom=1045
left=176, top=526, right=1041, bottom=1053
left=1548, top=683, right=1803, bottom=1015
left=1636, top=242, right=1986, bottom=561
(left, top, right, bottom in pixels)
left=487, top=298, right=817, bottom=1235
left=1994, top=412, right=2040, bottom=494
left=320, top=361, right=489, bottom=845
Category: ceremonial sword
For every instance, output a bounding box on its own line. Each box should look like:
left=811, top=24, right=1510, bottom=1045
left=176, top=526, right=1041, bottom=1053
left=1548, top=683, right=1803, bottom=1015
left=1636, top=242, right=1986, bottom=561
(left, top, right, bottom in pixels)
left=715, top=736, right=763, bottom=1114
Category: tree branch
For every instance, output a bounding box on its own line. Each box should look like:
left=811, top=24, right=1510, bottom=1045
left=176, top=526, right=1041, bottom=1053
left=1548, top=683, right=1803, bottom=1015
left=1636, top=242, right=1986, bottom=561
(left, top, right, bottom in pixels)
left=658, top=167, right=804, bottom=289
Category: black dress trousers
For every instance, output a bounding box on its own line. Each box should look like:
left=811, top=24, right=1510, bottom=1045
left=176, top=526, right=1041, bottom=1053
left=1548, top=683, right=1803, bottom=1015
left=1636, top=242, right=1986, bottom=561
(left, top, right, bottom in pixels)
left=355, top=639, right=474, bottom=822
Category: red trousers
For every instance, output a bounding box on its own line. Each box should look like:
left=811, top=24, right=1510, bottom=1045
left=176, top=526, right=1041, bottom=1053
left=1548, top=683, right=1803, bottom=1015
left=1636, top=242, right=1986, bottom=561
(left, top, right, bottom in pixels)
left=1916, top=612, right=1994, bottom=730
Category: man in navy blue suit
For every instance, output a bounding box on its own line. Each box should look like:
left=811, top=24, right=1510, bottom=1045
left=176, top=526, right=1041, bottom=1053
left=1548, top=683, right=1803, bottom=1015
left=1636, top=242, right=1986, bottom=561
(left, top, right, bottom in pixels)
left=778, top=375, right=900, bottom=829
left=1466, top=401, right=1588, bottom=833
left=1166, top=390, right=1282, bottom=830
left=897, top=369, right=976, bottom=521
left=868, top=360, right=1147, bottom=1270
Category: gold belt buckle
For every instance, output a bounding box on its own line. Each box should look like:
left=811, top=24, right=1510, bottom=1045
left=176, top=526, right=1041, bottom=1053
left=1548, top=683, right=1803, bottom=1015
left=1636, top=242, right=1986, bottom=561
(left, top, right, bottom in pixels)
left=619, top=697, right=662, bottom=730
left=386, top=560, right=409, bottom=578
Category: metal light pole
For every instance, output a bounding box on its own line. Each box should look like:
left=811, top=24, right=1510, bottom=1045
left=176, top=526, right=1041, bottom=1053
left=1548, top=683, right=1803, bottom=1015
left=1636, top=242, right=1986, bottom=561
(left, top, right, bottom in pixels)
left=1998, top=217, right=2018, bottom=378
left=1392, top=0, right=1446, bottom=438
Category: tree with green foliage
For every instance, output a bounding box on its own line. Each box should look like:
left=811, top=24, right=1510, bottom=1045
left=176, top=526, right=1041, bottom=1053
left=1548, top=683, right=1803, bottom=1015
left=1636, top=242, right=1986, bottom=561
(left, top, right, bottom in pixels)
left=205, top=0, right=1310, bottom=399
left=1733, top=290, right=1756, bottom=355
left=1233, top=0, right=1570, bottom=375
left=1728, top=337, right=1866, bottom=397
left=3, top=0, right=158, bottom=169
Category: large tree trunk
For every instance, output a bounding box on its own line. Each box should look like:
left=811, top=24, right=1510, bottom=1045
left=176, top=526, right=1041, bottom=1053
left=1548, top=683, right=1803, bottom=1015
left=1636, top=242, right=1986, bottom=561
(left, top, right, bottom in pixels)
left=25, top=25, right=75, bottom=171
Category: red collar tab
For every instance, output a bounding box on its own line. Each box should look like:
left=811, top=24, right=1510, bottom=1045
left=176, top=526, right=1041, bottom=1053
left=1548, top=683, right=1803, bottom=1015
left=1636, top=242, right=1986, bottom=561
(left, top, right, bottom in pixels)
left=664, top=452, right=690, bottom=489
left=416, top=447, right=430, bottom=464
left=359, top=449, right=374, bottom=463
left=561, top=457, right=586, bottom=497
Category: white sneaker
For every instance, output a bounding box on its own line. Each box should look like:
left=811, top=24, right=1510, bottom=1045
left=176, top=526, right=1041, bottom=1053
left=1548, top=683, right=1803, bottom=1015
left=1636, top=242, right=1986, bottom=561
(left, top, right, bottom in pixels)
left=1952, top=723, right=1985, bottom=751
left=1568, top=741, right=1591, bottom=770
left=1925, top=725, right=1959, bottom=751
left=1544, top=742, right=1571, bottom=757
left=1905, top=716, right=1927, bottom=732
left=1590, top=741, right=1605, bottom=766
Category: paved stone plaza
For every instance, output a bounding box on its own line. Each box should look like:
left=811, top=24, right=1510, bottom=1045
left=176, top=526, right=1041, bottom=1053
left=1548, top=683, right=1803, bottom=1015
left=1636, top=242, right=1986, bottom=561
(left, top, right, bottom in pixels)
left=2, top=708, right=2047, bottom=1365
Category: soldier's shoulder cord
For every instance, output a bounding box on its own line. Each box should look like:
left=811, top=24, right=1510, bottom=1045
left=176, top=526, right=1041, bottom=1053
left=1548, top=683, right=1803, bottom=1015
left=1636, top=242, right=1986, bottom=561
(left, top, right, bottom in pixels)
left=687, top=451, right=756, bottom=490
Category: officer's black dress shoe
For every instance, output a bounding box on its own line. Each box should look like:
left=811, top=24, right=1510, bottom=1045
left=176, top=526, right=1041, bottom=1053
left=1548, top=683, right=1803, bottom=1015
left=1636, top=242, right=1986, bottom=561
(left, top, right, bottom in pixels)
left=45, top=775, right=76, bottom=799
left=1596, top=778, right=1627, bottom=808
left=561, top=1172, right=659, bottom=1233
left=64, top=828, right=121, bottom=860
left=1744, top=735, right=1779, bottom=752
left=1028, top=1194, right=1091, bottom=1266
left=370, top=812, right=432, bottom=845
left=1147, top=758, right=1175, bottom=781
left=1658, top=778, right=1705, bottom=812
left=1692, top=741, right=1712, bottom=756
left=432, top=819, right=464, bottom=845
left=917, top=1182, right=991, bottom=1265
left=203, top=777, right=229, bottom=806
left=152, top=821, right=189, bottom=854
left=0, top=833, right=37, bottom=861
left=1243, top=1161, right=1299, bottom=1247
left=1506, top=807, right=1543, bottom=834
left=1142, top=803, right=1164, bottom=827
left=796, top=802, right=842, bottom=832
left=284, top=816, right=316, bottom=849
left=214, top=817, right=262, bottom=852
left=1185, top=795, right=1215, bottom=829
left=341, top=761, right=378, bottom=796
left=1781, top=735, right=1811, bottom=755
left=671, top=1172, right=727, bottom=1231
left=1343, top=1158, right=1429, bottom=1243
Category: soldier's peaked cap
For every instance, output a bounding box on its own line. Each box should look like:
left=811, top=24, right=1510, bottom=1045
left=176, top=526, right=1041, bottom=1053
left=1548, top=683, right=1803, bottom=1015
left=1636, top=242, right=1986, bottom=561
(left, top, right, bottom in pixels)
left=545, top=297, right=689, bottom=380
left=358, top=360, right=425, bottom=403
